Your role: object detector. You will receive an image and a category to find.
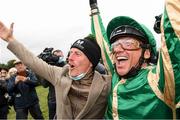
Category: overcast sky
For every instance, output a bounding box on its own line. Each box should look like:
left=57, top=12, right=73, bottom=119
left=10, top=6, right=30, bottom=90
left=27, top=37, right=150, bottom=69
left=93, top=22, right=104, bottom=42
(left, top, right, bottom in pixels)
left=0, top=0, right=164, bottom=63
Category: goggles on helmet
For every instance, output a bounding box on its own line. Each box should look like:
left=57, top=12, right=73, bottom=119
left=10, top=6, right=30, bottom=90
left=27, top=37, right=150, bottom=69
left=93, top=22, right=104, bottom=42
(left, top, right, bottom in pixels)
left=111, top=37, right=142, bottom=50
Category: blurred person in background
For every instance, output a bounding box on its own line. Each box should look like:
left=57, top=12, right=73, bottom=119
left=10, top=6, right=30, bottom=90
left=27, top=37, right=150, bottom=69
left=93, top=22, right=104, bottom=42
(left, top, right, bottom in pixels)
left=7, top=60, right=44, bottom=119
left=39, top=48, right=66, bottom=119
left=0, top=67, right=9, bottom=119
left=8, top=67, right=17, bottom=77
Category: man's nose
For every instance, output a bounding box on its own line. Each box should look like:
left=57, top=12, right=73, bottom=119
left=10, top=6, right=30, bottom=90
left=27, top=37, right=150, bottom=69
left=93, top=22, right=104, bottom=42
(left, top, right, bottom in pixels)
left=68, top=53, right=75, bottom=61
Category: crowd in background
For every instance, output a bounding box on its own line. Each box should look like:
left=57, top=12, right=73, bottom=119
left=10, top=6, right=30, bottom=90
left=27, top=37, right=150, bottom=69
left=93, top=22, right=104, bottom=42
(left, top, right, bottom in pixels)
left=0, top=48, right=67, bottom=119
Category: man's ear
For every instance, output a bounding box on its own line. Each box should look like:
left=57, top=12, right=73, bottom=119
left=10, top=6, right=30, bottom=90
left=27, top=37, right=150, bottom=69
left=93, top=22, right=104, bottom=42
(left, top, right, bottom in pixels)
left=90, top=63, right=93, bottom=68
left=144, top=49, right=151, bottom=59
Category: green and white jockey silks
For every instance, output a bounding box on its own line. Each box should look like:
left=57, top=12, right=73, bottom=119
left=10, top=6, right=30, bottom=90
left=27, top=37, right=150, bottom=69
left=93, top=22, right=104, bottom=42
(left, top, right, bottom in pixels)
left=90, top=0, right=180, bottom=119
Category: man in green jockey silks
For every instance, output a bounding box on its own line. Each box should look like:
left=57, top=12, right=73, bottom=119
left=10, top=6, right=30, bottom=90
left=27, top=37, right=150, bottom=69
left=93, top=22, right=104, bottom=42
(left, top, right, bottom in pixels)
left=89, top=0, right=180, bottom=119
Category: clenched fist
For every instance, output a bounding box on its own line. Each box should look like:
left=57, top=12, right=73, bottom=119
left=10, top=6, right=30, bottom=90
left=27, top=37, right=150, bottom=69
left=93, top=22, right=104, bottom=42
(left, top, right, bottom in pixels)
left=15, top=75, right=27, bottom=84
left=89, top=0, right=98, bottom=9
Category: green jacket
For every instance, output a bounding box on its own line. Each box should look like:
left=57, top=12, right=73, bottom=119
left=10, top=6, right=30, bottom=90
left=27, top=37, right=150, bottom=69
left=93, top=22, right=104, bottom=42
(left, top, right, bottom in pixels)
left=90, top=0, right=180, bottom=119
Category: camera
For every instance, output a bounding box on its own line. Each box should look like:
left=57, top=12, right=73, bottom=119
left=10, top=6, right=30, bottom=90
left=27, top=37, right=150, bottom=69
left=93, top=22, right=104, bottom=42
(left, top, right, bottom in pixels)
left=38, top=47, right=59, bottom=65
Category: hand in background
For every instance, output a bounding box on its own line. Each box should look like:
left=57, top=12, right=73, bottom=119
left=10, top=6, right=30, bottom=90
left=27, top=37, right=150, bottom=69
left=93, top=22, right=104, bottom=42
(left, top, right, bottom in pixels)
left=15, top=75, right=27, bottom=84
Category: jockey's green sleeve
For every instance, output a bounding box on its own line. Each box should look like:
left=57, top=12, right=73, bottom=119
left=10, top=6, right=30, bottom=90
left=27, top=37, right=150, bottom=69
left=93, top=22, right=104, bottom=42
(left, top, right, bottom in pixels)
left=90, top=9, right=114, bottom=76
left=90, top=0, right=180, bottom=119
left=162, top=0, right=180, bottom=113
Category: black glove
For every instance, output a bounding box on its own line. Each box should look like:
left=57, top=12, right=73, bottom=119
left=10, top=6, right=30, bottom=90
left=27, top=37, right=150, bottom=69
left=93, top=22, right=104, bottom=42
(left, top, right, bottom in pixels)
left=153, top=14, right=162, bottom=34
left=89, top=0, right=98, bottom=9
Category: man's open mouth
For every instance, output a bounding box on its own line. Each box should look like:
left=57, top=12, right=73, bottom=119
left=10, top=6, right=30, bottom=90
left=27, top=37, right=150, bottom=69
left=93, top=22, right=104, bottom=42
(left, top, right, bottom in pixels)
left=69, top=63, right=75, bottom=69
left=117, top=56, right=128, bottom=62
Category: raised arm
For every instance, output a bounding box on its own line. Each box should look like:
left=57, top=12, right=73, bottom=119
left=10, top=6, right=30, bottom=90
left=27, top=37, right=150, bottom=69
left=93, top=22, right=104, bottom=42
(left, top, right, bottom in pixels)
left=89, top=0, right=114, bottom=76
left=147, top=0, right=180, bottom=118
left=161, top=0, right=180, bottom=111
left=0, top=21, right=61, bottom=86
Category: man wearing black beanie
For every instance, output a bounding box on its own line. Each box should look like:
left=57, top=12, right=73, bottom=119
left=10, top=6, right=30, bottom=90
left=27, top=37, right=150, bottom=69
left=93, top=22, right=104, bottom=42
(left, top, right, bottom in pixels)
left=0, top=20, right=111, bottom=119
left=70, top=38, right=101, bottom=70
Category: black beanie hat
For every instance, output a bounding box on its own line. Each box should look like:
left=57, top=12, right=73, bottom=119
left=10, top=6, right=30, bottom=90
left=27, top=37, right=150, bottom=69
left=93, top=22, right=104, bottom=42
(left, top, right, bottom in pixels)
left=71, top=39, right=101, bottom=69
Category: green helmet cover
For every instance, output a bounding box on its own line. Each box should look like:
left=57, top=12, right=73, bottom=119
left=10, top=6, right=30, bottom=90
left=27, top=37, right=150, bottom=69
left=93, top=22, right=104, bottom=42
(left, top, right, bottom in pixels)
left=107, top=16, right=157, bottom=57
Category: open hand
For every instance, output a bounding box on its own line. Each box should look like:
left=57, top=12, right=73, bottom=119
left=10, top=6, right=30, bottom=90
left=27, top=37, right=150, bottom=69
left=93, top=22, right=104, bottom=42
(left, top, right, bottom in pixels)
left=0, top=21, right=14, bottom=42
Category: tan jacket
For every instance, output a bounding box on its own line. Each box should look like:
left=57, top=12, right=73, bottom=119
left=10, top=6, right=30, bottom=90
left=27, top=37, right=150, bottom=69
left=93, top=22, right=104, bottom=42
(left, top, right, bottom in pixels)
left=8, top=40, right=111, bottom=119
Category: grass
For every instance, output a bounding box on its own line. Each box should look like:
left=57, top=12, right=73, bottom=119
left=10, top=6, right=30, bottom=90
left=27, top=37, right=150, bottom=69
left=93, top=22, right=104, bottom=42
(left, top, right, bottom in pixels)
left=8, top=85, right=49, bottom=119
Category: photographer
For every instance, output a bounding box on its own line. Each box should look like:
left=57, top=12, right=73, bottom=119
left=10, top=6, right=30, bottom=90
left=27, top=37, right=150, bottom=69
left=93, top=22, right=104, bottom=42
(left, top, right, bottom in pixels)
left=38, top=48, right=66, bottom=66
left=38, top=48, right=66, bottom=119
left=0, top=68, right=9, bottom=119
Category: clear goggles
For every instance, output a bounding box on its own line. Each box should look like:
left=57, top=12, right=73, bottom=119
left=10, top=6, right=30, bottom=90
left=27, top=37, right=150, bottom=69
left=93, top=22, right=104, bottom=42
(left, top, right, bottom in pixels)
left=111, top=37, right=142, bottom=50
